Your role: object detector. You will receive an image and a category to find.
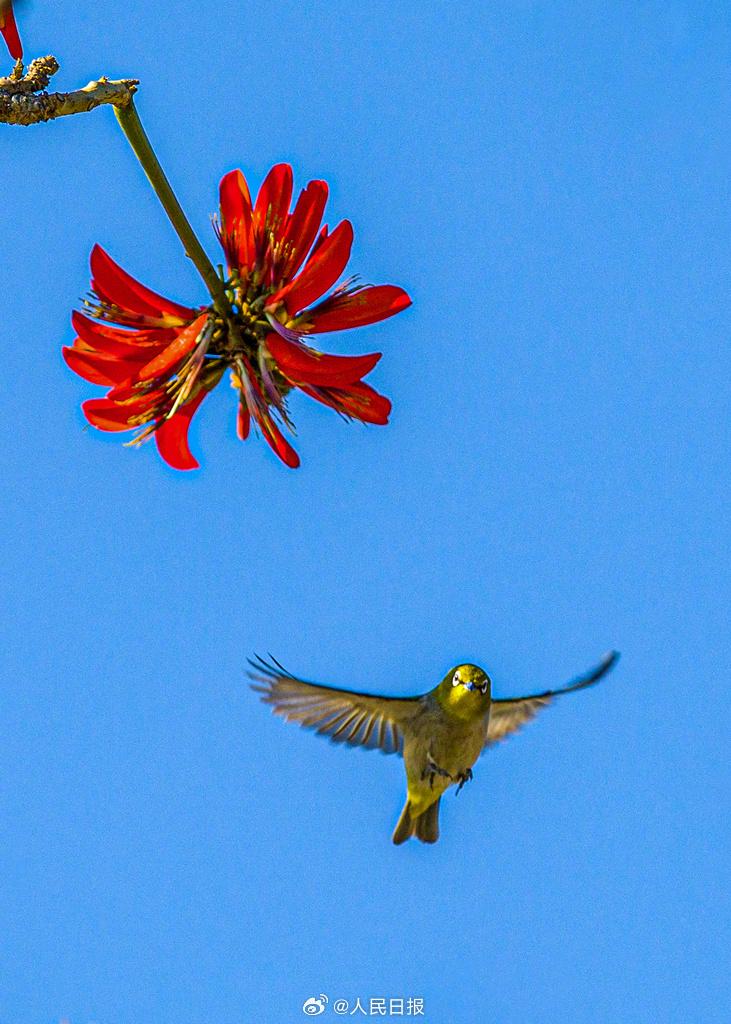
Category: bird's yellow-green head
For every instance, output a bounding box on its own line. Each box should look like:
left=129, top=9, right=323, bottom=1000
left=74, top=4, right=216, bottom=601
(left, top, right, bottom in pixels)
left=434, top=664, right=492, bottom=722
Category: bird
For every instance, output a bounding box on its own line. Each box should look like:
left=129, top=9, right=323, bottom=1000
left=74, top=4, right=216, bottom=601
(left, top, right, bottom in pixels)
left=0, top=1, right=22, bottom=61
left=249, top=650, right=619, bottom=845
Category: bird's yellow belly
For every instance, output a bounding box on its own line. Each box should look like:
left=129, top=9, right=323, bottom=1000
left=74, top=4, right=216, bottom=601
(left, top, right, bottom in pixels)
left=403, top=719, right=487, bottom=816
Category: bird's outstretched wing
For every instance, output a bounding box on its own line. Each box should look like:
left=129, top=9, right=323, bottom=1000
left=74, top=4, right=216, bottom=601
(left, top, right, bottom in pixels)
left=249, top=656, right=422, bottom=756
left=484, top=651, right=619, bottom=749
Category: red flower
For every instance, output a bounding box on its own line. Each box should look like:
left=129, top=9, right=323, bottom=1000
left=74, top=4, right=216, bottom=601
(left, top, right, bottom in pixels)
left=0, top=1, right=22, bottom=60
left=64, top=164, right=411, bottom=470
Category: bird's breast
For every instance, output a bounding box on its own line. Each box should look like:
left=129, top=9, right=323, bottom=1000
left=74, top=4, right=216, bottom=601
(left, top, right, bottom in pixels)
left=430, top=720, right=487, bottom=774
left=403, top=710, right=488, bottom=781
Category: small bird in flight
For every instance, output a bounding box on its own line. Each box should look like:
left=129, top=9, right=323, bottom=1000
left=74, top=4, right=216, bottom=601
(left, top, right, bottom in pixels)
left=250, top=650, right=619, bottom=845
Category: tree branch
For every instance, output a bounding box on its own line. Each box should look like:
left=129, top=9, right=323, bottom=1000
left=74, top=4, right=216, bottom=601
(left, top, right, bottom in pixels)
left=0, top=56, right=138, bottom=125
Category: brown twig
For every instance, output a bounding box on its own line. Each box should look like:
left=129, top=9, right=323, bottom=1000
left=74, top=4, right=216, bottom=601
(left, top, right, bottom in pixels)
left=0, top=56, right=138, bottom=125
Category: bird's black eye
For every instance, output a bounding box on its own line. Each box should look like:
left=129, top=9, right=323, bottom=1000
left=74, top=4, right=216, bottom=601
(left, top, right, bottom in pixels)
left=452, top=671, right=461, bottom=687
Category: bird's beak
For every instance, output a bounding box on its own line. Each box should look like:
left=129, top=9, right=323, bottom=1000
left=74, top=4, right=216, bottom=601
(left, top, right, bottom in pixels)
left=464, top=681, right=489, bottom=695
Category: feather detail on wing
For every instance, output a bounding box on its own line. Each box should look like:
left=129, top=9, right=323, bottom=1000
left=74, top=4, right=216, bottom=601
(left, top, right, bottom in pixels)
left=248, top=656, right=421, bottom=756
left=484, top=651, right=619, bottom=750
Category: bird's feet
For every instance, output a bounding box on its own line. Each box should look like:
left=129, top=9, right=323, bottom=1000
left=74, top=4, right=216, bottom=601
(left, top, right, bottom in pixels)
left=455, top=768, right=473, bottom=795
left=422, top=759, right=452, bottom=790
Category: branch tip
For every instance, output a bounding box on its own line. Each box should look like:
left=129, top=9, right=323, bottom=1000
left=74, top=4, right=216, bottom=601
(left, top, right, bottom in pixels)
left=0, top=55, right=139, bottom=125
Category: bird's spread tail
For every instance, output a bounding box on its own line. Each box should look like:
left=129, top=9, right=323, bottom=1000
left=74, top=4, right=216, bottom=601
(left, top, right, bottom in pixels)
left=392, top=798, right=441, bottom=845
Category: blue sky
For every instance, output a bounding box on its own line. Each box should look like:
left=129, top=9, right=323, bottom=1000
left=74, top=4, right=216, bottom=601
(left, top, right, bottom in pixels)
left=2, top=1, right=729, bottom=1022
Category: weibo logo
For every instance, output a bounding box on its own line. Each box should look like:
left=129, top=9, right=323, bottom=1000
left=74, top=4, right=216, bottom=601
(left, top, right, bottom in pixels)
left=303, top=994, right=328, bottom=1015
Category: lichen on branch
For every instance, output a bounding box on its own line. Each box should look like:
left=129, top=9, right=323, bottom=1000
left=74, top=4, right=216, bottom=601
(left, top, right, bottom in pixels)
left=0, top=56, right=138, bottom=125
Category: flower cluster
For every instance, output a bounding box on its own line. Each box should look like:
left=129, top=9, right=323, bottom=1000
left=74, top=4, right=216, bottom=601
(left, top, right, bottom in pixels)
left=0, top=1, right=22, bottom=59
left=64, top=164, right=410, bottom=469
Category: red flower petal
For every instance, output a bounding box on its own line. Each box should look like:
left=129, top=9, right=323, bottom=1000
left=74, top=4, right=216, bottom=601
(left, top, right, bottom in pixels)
left=266, top=333, right=381, bottom=386
left=253, top=164, right=293, bottom=245
left=71, top=312, right=175, bottom=357
left=219, top=169, right=253, bottom=221
left=303, top=285, right=412, bottom=333
left=73, top=339, right=96, bottom=354
left=104, top=382, right=169, bottom=405
left=155, top=387, right=209, bottom=471
left=311, top=224, right=329, bottom=255
left=340, top=382, right=392, bottom=424
left=239, top=358, right=300, bottom=468
left=219, top=169, right=254, bottom=272
left=90, top=245, right=197, bottom=322
left=72, top=334, right=169, bottom=359
left=280, top=181, right=328, bottom=280
left=82, top=396, right=157, bottom=431
left=237, top=401, right=250, bottom=441
left=267, top=220, right=353, bottom=317
left=138, top=313, right=209, bottom=382
left=0, top=2, right=22, bottom=59
left=63, top=346, right=151, bottom=387
left=299, top=381, right=392, bottom=425
left=257, top=412, right=300, bottom=468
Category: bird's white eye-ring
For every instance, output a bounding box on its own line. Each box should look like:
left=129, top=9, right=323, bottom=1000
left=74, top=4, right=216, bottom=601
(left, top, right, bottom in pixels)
left=452, top=670, right=461, bottom=687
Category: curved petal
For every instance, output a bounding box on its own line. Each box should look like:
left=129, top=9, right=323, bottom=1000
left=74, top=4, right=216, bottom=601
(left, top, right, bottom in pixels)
left=237, top=400, right=250, bottom=441
left=258, top=412, right=300, bottom=468
left=266, top=333, right=381, bottom=386
left=71, top=312, right=175, bottom=357
left=253, top=164, right=293, bottom=246
left=104, top=382, right=166, bottom=404
left=90, top=245, right=197, bottom=322
left=336, top=382, right=392, bottom=424
left=267, top=220, right=353, bottom=317
left=138, top=313, right=209, bottom=382
left=311, top=224, right=329, bottom=255
left=280, top=181, right=328, bottom=281
left=63, top=346, right=150, bottom=387
left=299, top=380, right=391, bottom=425
left=219, top=169, right=253, bottom=221
left=239, top=358, right=300, bottom=468
left=302, top=285, right=412, bottom=333
left=154, top=387, right=209, bottom=470
left=82, top=396, right=157, bottom=432
left=71, top=333, right=170, bottom=360
left=0, top=2, right=22, bottom=59
left=219, top=169, right=254, bottom=272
